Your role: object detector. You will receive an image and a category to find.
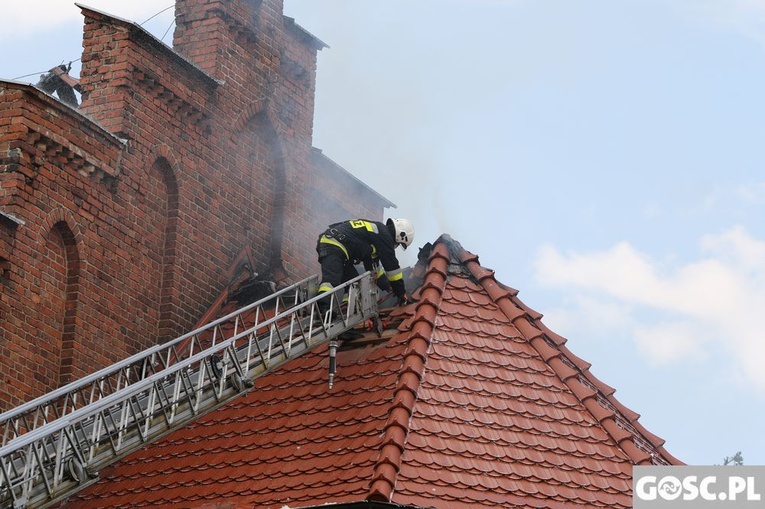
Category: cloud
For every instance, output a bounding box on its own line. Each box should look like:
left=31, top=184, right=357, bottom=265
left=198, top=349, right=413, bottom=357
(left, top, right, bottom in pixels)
left=632, top=321, right=711, bottom=366
left=736, top=182, right=765, bottom=205
left=534, top=227, right=765, bottom=390
left=535, top=241, right=660, bottom=304
left=680, top=0, right=765, bottom=50
left=701, top=226, right=765, bottom=271
left=696, top=182, right=765, bottom=221
left=1, top=1, right=172, bottom=41
left=539, top=294, right=636, bottom=344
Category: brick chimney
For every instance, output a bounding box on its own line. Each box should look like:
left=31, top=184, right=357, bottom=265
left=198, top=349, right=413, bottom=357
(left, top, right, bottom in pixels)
left=173, top=0, right=285, bottom=84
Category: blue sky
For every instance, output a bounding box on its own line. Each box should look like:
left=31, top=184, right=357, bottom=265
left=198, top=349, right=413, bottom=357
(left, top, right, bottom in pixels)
left=2, top=0, right=764, bottom=466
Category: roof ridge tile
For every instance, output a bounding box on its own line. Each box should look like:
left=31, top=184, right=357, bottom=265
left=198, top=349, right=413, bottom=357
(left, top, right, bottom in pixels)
left=447, top=236, right=679, bottom=470
left=367, top=240, right=449, bottom=503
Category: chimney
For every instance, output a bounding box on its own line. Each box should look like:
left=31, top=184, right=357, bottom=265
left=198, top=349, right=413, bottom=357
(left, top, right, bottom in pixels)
left=173, top=0, right=284, bottom=81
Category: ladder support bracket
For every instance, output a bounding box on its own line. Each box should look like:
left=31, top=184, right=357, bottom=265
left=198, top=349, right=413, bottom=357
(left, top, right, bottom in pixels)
left=0, top=272, right=379, bottom=509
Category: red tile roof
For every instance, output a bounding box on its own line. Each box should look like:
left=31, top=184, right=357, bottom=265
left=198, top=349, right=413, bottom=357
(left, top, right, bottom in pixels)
left=65, top=235, right=681, bottom=509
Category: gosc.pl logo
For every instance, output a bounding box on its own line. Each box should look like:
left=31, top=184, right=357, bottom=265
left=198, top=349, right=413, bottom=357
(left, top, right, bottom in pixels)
left=634, top=466, right=765, bottom=508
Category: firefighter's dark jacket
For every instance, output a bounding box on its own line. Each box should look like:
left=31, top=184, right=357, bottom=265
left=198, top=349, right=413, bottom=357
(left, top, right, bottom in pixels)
left=319, top=219, right=406, bottom=297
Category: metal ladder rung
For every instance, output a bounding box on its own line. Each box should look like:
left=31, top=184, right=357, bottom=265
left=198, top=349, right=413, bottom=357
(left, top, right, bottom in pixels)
left=0, top=272, right=379, bottom=509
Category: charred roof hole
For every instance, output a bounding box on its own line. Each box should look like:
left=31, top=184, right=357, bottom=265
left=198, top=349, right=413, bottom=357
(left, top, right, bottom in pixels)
left=447, top=262, right=468, bottom=274
left=418, top=242, right=433, bottom=263
left=227, top=262, right=294, bottom=307
left=36, top=65, right=82, bottom=107
left=230, top=277, right=277, bottom=306
left=407, top=242, right=433, bottom=295
left=438, top=235, right=475, bottom=279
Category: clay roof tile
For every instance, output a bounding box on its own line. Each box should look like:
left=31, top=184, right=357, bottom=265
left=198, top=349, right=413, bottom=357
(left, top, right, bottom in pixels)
left=66, top=234, right=680, bottom=509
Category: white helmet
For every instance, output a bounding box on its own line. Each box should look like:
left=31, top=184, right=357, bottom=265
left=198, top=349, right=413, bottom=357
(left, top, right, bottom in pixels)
left=388, top=218, right=415, bottom=250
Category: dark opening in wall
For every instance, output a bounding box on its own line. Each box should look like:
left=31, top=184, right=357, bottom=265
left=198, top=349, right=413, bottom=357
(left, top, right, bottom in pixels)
left=0, top=257, right=9, bottom=284
left=0, top=211, right=21, bottom=287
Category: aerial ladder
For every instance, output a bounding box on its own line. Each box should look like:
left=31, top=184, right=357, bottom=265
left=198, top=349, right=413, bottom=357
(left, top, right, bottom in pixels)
left=0, top=272, right=380, bottom=509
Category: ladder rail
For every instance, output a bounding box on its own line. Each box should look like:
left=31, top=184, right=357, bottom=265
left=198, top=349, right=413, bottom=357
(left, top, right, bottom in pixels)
left=1, top=273, right=365, bottom=452
left=0, top=272, right=378, bottom=509
left=0, top=274, right=316, bottom=434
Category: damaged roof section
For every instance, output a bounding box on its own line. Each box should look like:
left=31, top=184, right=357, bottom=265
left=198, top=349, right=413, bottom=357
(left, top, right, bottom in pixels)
left=66, top=234, right=680, bottom=509
left=378, top=236, right=681, bottom=508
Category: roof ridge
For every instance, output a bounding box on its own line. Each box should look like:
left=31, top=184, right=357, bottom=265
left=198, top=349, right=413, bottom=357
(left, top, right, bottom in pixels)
left=367, top=239, right=450, bottom=502
left=535, top=322, right=685, bottom=466
left=448, top=236, right=682, bottom=466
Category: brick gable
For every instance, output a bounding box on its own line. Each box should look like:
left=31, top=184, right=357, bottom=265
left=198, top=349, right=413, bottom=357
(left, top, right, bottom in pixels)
left=0, top=0, right=390, bottom=408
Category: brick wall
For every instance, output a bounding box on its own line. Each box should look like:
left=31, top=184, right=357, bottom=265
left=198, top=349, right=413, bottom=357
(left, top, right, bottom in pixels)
left=0, top=0, right=390, bottom=409
left=0, top=85, right=127, bottom=404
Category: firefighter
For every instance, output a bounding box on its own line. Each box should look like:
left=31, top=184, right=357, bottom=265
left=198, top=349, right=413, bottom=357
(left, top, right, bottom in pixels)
left=316, top=218, right=414, bottom=309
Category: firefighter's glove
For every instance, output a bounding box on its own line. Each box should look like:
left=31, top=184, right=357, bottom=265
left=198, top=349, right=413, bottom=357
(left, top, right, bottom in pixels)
left=376, top=277, right=391, bottom=292
left=397, top=293, right=413, bottom=306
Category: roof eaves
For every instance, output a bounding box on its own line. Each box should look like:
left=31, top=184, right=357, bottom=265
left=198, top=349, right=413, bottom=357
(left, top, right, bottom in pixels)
left=444, top=234, right=681, bottom=466
left=283, top=16, right=329, bottom=50
left=312, top=148, right=396, bottom=209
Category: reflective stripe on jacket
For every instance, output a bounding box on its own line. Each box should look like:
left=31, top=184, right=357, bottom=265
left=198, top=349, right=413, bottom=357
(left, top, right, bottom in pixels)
left=320, top=219, right=406, bottom=296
